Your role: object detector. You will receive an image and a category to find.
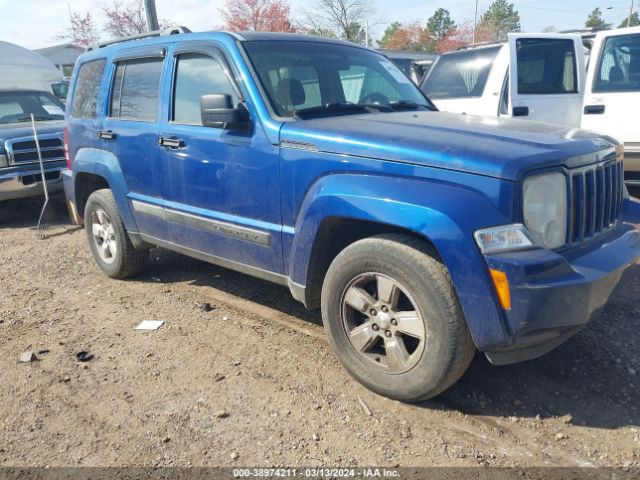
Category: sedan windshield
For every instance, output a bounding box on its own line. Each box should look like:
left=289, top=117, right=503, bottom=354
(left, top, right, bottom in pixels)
left=243, top=41, right=434, bottom=119
left=0, top=91, right=65, bottom=125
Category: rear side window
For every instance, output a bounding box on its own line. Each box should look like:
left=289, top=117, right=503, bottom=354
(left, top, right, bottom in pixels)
left=516, top=38, right=578, bottom=94
left=173, top=53, right=238, bottom=125
left=594, top=33, right=640, bottom=93
left=110, top=58, right=163, bottom=122
left=71, top=59, right=106, bottom=118
left=422, top=47, right=500, bottom=99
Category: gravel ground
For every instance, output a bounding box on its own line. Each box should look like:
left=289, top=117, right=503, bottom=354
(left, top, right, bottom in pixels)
left=0, top=197, right=639, bottom=469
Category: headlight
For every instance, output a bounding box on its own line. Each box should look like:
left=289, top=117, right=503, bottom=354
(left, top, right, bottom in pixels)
left=474, top=224, right=534, bottom=254
left=523, top=172, right=567, bottom=249
left=0, top=153, right=7, bottom=168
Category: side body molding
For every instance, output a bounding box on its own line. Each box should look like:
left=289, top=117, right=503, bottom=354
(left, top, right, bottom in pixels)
left=287, top=173, right=516, bottom=350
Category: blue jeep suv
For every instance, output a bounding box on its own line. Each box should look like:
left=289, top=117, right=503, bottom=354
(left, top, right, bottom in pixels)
left=63, top=29, right=640, bottom=401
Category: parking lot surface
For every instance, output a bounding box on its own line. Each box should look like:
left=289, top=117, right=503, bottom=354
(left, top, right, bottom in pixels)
left=1, top=198, right=639, bottom=468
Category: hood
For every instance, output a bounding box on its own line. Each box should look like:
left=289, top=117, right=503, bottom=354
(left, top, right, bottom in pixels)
left=279, top=111, right=619, bottom=181
left=0, top=120, right=65, bottom=147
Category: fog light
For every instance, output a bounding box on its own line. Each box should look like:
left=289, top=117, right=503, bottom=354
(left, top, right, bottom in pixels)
left=489, top=269, right=511, bottom=310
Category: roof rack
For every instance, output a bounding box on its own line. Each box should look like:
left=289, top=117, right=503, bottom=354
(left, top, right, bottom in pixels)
left=87, top=26, right=192, bottom=51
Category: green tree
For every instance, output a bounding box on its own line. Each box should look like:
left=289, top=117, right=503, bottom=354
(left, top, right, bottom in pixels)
left=619, top=12, right=640, bottom=28
left=585, top=8, right=612, bottom=30
left=477, top=0, right=521, bottom=42
left=378, top=21, right=402, bottom=48
left=427, top=8, right=456, bottom=41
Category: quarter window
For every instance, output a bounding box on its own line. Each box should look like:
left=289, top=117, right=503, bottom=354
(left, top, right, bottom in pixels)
left=173, top=53, right=238, bottom=125
left=594, top=33, right=640, bottom=93
left=422, top=46, right=500, bottom=99
left=71, top=59, right=106, bottom=118
left=516, top=39, right=578, bottom=94
left=110, top=58, right=163, bottom=122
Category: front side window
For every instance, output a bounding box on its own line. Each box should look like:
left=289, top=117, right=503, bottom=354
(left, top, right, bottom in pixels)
left=71, top=59, right=106, bottom=118
left=594, top=33, right=640, bottom=93
left=516, top=38, right=578, bottom=94
left=110, top=57, right=163, bottom=122
left=422, top=46, right=500, bottom=99
left=0, top=92, right=65, bottom=125
left=173, top=53, right=238, bottom=125
left=243, top=41, right=431, bottom=119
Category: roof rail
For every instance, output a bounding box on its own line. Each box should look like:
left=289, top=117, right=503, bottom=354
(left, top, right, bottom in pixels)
left=87, top=26, right=192, bottom=51
left=456, top=40, right=505, bottom=51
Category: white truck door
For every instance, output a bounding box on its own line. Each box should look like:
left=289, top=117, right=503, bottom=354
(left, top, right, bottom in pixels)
left=507, top=33, right=585, bottom=127
left=582, top=27, right=640, bottom=185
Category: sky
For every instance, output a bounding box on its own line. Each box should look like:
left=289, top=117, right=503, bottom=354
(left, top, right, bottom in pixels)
left=0, top=0, right=636, bottom=50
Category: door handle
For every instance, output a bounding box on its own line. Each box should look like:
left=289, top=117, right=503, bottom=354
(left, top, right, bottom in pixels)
left=584, top=104, right=605, bottom=115
left=512, top=106, right=529, bottom=117
left=158, top=137, right=185, bottom=149
left=98, top=130, right=116, bottom=140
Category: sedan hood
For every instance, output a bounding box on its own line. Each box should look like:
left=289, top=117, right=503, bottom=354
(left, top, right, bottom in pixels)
left=279, top=111, right=619, bottom=181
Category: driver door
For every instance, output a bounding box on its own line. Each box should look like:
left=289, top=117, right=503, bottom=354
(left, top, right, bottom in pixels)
left=159, top=42, right=283, bottom=274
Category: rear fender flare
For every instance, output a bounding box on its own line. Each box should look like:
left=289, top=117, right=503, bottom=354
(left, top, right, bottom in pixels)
left=73, top=148, right=137, bottom=232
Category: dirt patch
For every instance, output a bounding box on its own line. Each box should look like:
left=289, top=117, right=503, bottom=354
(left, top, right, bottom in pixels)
left=0, top=198, right=639, bottom=468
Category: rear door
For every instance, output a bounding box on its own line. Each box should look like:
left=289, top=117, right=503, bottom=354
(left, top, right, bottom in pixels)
left=101, top=46, right=170, bottom=240
left=508, top=33, right=585, bottom=126
left=582, top=27, right=640, bottom=182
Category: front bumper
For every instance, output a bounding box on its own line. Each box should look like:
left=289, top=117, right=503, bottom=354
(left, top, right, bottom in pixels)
left=482, top=199, right=640, bottom=365
left=0, top=163, right=64, bottom=201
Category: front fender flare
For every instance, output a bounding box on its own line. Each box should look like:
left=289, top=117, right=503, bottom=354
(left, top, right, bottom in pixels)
left=288, top=173, right=513, bottom=349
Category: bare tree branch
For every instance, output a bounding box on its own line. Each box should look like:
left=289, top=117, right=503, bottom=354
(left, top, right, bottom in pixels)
left=302, top=0, right=375, bottom=43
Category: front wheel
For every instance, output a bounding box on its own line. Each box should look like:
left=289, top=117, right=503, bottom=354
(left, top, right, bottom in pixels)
left=84, top=189, right=147, bottom=279
left=321, top=234, right=475, bottom=401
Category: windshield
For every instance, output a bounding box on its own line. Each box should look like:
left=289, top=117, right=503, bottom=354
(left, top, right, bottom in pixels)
left=0, top=91, right=65, bottom=125
left=243, top=41, right=434, bottom=119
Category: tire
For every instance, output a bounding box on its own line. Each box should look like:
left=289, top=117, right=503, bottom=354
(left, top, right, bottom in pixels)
left=84, top=189, right=147, bottom=279
left=321, top=233, right=475, bottom=401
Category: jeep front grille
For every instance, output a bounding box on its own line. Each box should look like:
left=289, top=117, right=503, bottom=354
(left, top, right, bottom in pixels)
left=568, top=159, right=624, bottom=244
left=5, top=134, right=65, bottom=165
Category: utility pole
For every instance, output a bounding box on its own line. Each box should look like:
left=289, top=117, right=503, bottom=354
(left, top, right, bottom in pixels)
left=144, top=0, right=160, bottom=32
left=473, top=0, right=479, bottom=44
left=365, top=20, right=369, bottom=47
left=628, top=0, right=634, bottom=28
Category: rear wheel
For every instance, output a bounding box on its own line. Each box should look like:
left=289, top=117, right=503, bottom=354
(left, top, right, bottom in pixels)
left=321, top=234, right=475, bottom=401
left=84, top=189, right=147, bottom=279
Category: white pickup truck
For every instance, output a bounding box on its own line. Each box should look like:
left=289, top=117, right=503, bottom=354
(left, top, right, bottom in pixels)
left=420, top=28, right=640, bottom=186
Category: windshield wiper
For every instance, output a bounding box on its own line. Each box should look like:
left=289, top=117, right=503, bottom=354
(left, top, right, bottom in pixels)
left=388, top=100, right=426, bottom=111
left=15, top=115, right=57, bottom=122
left=294, top=102, right=369, bottom=119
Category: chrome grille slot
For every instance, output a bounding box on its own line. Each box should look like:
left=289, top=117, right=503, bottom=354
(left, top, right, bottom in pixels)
left=5, top=134, right=65, bottom=165
left=568, top=159, right=624, bottom=244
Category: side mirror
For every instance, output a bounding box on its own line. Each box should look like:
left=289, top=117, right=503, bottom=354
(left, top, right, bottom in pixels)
left=200, top=94, right=250, bottom=130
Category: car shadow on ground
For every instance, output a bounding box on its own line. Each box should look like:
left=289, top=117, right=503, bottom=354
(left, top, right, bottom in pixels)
left=0, top=195, right=70, bottom=229
left=141, top=247, right=640, bottom=431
